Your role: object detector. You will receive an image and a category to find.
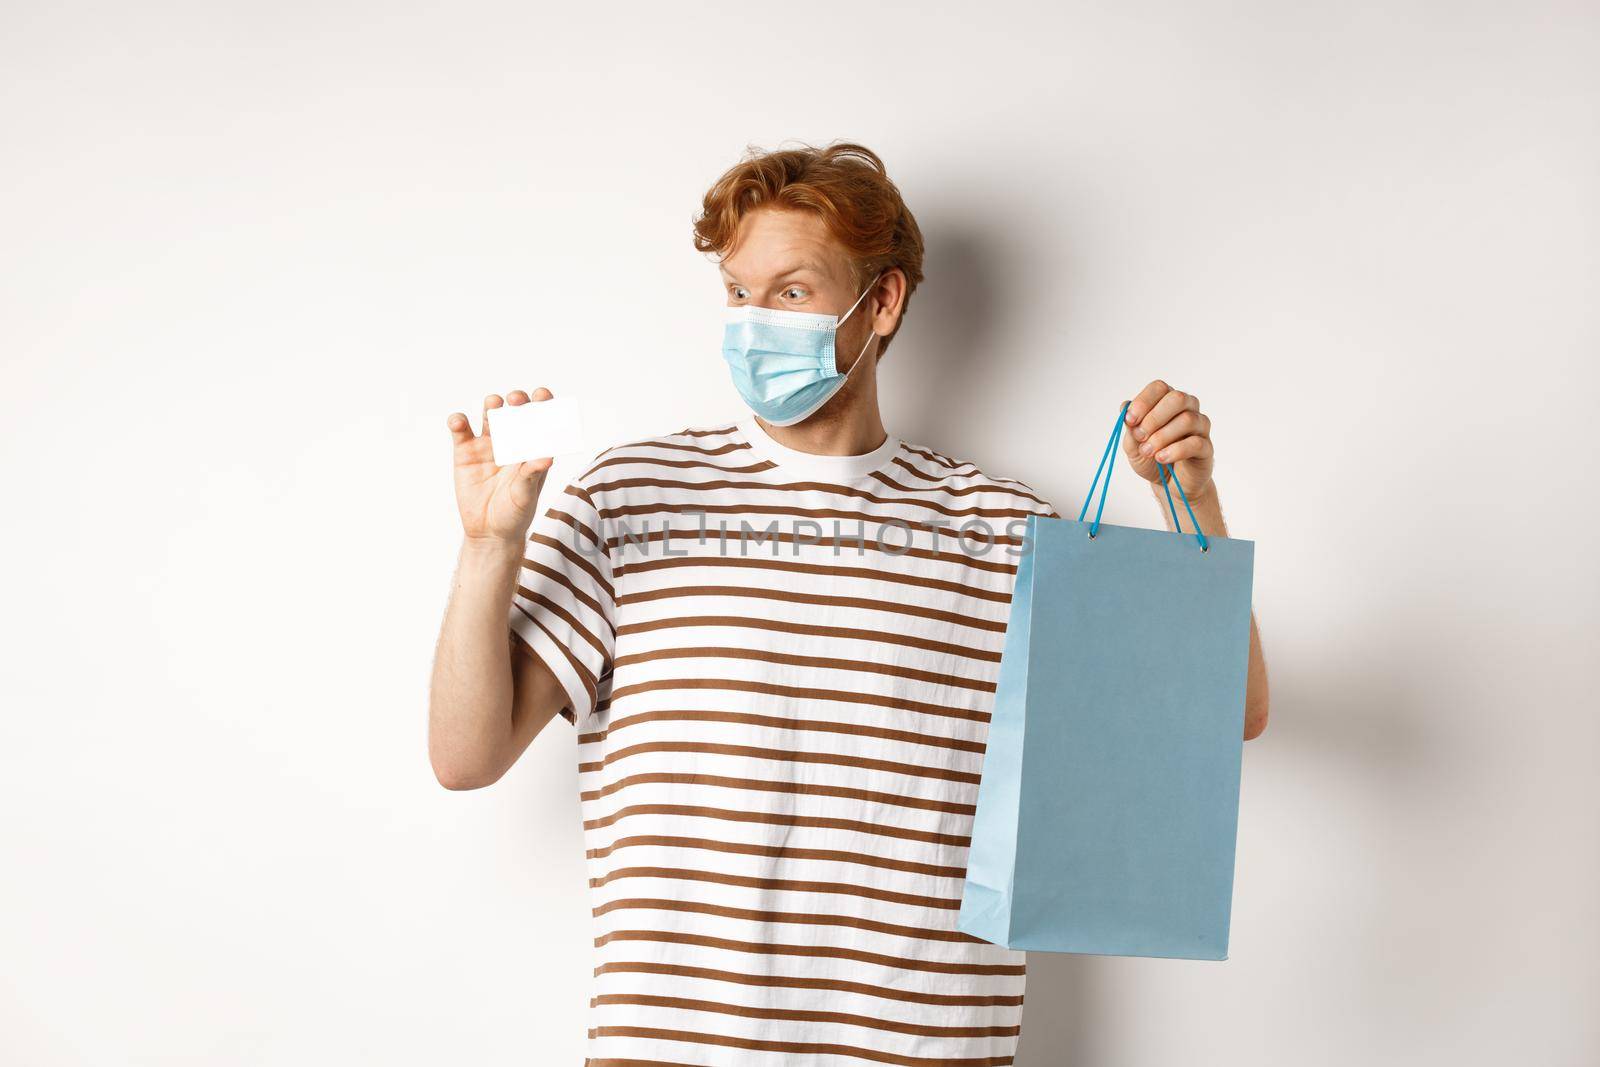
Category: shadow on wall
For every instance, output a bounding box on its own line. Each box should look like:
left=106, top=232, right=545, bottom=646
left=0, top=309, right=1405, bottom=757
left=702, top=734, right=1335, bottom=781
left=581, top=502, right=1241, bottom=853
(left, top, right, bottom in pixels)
left=884, top=212, right=1013, bottom=455
left=1014, top=952, right=1102, bottom=1065
left=883, top=197, right=1077, bottom=508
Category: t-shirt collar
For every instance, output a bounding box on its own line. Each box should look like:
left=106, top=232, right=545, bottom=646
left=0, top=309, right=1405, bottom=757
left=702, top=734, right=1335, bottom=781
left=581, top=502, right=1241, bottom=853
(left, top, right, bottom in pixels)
left=735, top=415, right=903, bottom=483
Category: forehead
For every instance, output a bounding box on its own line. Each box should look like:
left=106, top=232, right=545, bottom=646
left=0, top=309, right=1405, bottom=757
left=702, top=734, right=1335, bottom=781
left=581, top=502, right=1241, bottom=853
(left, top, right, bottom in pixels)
left=719, top=207, right=852, bottom=284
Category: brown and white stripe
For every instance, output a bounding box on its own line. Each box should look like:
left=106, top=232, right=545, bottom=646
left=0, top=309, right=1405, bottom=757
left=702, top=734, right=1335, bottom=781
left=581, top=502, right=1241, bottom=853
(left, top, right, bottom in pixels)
left=509, top=417, right=1056, bottom=1066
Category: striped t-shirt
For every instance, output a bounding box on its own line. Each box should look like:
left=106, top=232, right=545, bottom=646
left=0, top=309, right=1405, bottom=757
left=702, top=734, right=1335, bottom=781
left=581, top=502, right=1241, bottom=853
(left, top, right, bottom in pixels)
left=508, top=415, right=1058, bottom=1067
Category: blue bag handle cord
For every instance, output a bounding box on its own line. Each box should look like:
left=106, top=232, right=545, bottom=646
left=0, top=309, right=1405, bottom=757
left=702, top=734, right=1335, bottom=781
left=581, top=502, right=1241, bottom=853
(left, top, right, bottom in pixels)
left=1077, top=400, right=1210, bottom=552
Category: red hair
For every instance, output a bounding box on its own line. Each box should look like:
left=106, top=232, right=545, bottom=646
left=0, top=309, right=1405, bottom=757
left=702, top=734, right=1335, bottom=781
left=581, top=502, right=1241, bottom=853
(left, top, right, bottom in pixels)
left=692, top=141, right=925, bottom=353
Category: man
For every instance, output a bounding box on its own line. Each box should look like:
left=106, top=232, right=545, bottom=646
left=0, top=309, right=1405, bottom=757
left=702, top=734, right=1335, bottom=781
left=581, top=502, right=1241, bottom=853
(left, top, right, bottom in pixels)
left=429, top=142, right=1270, bottom=1065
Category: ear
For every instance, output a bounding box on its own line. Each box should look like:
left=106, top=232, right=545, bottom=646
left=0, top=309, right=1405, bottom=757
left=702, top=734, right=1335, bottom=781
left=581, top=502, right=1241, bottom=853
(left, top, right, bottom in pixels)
left=869, top=268, right=908, bottom=337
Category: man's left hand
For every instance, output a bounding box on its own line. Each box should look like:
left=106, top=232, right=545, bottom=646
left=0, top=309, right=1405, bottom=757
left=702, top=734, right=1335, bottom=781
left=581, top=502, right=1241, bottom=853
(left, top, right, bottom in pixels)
left=1121, top=380, right=1215, bottom=501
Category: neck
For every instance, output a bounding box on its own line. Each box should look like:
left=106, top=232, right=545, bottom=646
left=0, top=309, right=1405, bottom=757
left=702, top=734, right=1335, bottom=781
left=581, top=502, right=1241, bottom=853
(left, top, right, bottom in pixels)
left=758, top=411, right=888, bottom=457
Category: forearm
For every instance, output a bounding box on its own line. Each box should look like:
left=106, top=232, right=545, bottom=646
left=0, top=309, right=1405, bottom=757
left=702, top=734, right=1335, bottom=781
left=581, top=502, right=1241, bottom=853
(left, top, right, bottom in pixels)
left=1148, top=479, right=1270, bottom=739
left=428, top=537, right=525, bottom=785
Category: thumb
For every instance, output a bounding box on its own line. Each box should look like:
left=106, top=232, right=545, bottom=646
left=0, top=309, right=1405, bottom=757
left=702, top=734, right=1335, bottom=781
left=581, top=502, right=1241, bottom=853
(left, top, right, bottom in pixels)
left=506, top=458, right=553, bottom=513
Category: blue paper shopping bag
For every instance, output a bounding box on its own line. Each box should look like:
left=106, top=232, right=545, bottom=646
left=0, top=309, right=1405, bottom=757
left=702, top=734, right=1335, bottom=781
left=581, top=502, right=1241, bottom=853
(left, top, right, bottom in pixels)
left=957, top=402, right=1256, bottom=960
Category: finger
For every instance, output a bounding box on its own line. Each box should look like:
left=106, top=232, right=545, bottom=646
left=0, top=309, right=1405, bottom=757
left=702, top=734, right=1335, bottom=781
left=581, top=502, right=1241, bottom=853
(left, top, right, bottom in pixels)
left=481, top=393, right=505, bottom=436
left=515, top=456, right=554, bottom=480
left=1119, top=413, right=1146, bottom=461
left=1152, top=434, right=1214, bottom=466
left=1138, top=410, right=1211, bottom=457
left=1134, top=388, right=1198, bottom=444
left=507, top=386, right=554, bottom=407
left=446, top=411, right=476, bottom=445
left=1124, top=380, right=1171, bottom=427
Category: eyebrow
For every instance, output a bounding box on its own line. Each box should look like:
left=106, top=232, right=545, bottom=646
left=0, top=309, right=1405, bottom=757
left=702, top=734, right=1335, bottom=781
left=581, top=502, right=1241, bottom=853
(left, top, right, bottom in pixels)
left=721, top=262, right=829, bottom=285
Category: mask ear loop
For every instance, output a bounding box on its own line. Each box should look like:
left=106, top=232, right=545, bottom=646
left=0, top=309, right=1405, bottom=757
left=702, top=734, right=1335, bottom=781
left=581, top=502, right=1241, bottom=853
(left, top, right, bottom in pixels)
left=836, top=272, right=885, bottom=327
left=838, top=327, right=879, bottom=382
left=833, top=271, right=884, bottom=381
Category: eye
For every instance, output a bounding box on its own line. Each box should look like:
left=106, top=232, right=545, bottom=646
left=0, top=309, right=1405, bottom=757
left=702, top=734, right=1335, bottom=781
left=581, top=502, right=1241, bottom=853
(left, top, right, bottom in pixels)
left=729, top=285, right=749, bottom=300
left=782, top=286, right=808, bottom=301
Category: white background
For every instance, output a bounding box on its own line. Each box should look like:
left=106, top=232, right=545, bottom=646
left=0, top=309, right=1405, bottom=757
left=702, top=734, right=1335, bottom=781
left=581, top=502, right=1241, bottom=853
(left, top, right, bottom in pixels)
left=3, top=2, right=1596, bottom=1064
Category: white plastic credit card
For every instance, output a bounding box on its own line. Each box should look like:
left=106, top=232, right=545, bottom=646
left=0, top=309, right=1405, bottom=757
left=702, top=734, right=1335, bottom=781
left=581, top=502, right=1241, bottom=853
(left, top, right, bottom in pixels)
left=485, top=396, right=584, bottom=465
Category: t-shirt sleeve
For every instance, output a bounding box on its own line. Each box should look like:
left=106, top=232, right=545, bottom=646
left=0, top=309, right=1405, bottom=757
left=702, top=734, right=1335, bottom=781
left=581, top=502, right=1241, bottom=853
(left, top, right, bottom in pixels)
left=507, top=474, right=615, bottom=727
left=1009, top=478, right=1059, bottom=520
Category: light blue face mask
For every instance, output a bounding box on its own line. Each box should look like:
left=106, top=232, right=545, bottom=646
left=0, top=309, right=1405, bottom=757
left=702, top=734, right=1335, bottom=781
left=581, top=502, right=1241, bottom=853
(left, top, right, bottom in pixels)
left=721, top=275, right=882, bottom=427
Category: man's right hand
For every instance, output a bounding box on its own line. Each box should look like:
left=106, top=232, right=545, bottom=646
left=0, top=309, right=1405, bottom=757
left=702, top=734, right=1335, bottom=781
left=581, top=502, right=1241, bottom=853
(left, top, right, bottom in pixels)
left=446, top=388, right=555, bottom=546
